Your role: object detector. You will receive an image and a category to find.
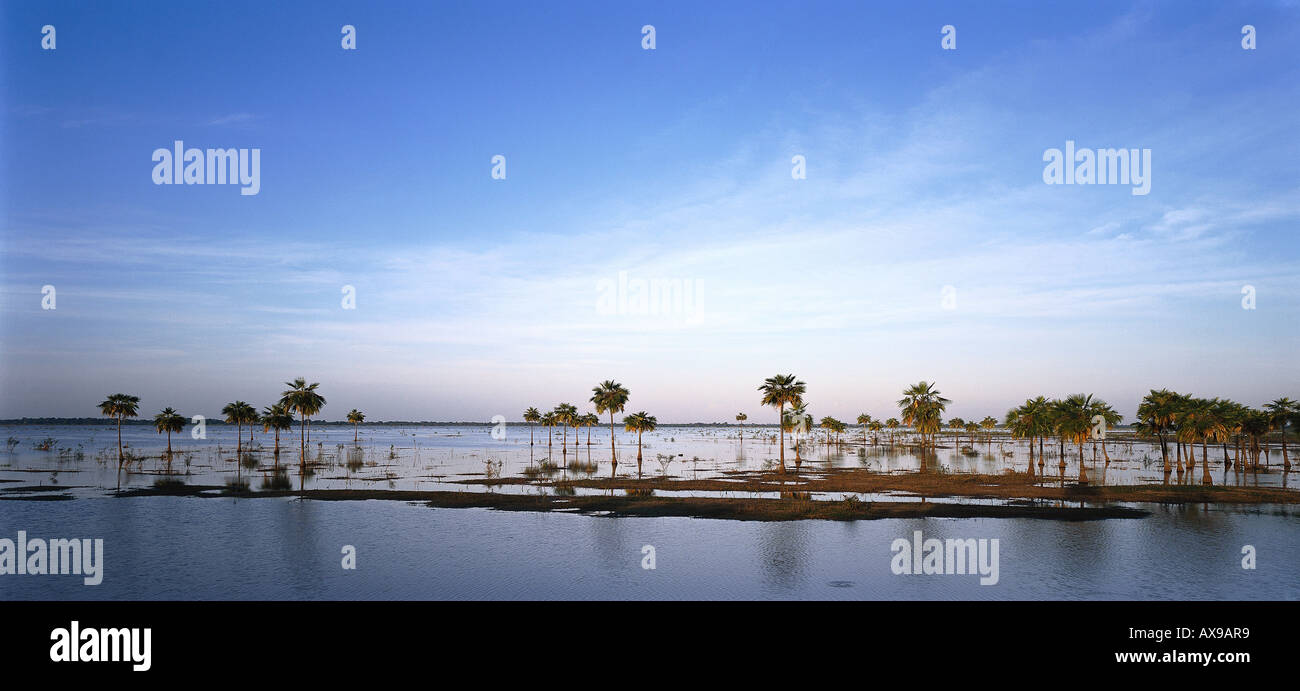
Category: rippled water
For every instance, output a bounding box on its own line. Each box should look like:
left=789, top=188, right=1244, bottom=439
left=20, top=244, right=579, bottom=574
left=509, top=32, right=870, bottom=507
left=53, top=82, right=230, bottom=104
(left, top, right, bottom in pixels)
left=1, top=424, right=1296, bottom=600
left=1, top=497, right=1295, bottom=600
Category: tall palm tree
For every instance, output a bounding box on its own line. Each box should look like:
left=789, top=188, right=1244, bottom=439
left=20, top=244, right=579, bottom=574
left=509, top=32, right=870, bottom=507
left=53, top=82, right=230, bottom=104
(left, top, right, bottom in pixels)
left=785, top=402, right=812, bottom=469
left=897, top=381, right=949, bottom=448
left=1052, top=394, right=1094, bottom=482
left=736, top=412, right=748, bottom=439
left=591, top=380, right=630, bottom=467
left=1264, top=397, right=1296, bottom=470
left=885, top=418, right=900, bottom=446
left=261, top=404, right=294, bottom=461
left=222, top=401, right=253, bottom=456
left=347, top=409, right=366, bottom=444
left=553, top=403, right=578, bottom=454
left=980, top=416, right=998, bottom=448
left=581, top=413, right=600, bottom=445
left=153, top=407, right=185, bottom=459
left=280, top=378, right=326, bottom=467
left=540, top=412, right=557, bottom=451
left=1005, top=404, right=1031, bottom=472
left=947, top=417, right=966, bottom=448
left=854, top=413, right=871, bottom=445
left=758, top=374, right=806, bottom=474
left=623, top=411, right=658, bottom=468
left=523, top=407, right=541, bottom=445
left=1085, top=400, right=1122, bottom=465
left=98, top=393, right=140, bottom=466
left=1137, top=389, right=1179, bottom=474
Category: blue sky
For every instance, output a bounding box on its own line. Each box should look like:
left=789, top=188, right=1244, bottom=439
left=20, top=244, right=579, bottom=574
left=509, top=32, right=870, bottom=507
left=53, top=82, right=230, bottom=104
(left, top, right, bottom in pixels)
left=2, top=0, right=1298, bottom=422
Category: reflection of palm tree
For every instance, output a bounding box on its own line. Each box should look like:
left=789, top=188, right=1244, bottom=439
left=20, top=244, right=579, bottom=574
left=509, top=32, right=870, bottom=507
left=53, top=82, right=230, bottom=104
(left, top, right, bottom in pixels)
left=98, top=393, right=140, bottom=466
left=523, top=407, right=541, bottom=446
left=153, top=407, right=185, bottom=459
left=347, top=409, right=365, bottom=444
left=591, top=380, right=630, bottom=467
left=623, top=411, right=657, bottom=470
left=758, top=374, right=806, bottom=474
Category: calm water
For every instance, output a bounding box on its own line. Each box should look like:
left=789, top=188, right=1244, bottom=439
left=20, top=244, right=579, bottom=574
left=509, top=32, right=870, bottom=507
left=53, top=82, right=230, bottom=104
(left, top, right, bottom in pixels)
left=1, top=424, right=1297, bottom=600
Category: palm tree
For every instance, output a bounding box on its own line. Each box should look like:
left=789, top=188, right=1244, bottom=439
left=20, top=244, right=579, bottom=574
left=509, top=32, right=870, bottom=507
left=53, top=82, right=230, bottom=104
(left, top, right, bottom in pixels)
left=868, top=419, right=883, bottom=444
left=347, top=409, right=365, bottom=444
left=980, top=416, right=998, bottom=448
left=897, top=381, right=949, bottom=448
left=1137, top=389, right=1178, bottom=474
left=1086, top=400, right=1121, bottom=465
left=523, top=407, right=541, bottom=446
left=540, top=412, right=557, bottom=451
left=553, top=403, right=578, bottom=454
left=1264, top=397, right=1296, bottom=470
left=591, top=380, right=630, bottom=467
left=153, top=407, right=185, bottom=459
left=947, top=417, right=966, bottom=448
left=222, top=401, right=254, bottom=456
left=784, top=402, right=812, bottom=469
left=581, top=413, right=600, bottom=445
left=98, top=393, right=141, bottom=466
left=280, top=378, right=326, bottom=466
left=736, top=412, right=748, bottom=439
left=1005, top=404, right=1032, bottom=473
left=885, top=418, right=900, bottom=446
left=1241, top=409, right=1270, bottom=470
left=623, top=411, right=658, bottom=469
left=856, top=413, right=872, bottom=444
left=261, top=404, right=294, bottom=461
left=1052, top=394, right=1095, bottom=482
left=758, top=374, right=806, bottom=473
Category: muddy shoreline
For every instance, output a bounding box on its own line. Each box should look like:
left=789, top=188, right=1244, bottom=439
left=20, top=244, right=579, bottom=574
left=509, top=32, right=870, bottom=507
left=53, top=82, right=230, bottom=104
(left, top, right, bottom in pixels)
left=10, top=467, right=1294, bottom=521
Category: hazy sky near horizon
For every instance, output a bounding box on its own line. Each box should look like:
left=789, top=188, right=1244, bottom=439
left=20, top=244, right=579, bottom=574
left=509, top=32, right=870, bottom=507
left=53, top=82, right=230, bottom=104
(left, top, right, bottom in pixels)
left=2, top=1, right=1298, bottom=422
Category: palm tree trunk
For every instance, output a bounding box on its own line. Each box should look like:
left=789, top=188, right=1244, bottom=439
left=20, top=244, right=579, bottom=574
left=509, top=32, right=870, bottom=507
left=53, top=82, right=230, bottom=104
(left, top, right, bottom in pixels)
left=354, top=423, right=358, bottom=444
left=299, top=414, right=306, bottom=466
left=236, top=422, right=242, bottom=455
left=609, top=412, right=616, bottom=467
left=166, top=430, right=172, bottom=457
left=116, top=417, right=123, bottom=466
left=777, top=403, right=786, bottom=473
left=1078, top=440, right=1088, bottom=483
left=1201, top=441, right=1212, bottom=485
